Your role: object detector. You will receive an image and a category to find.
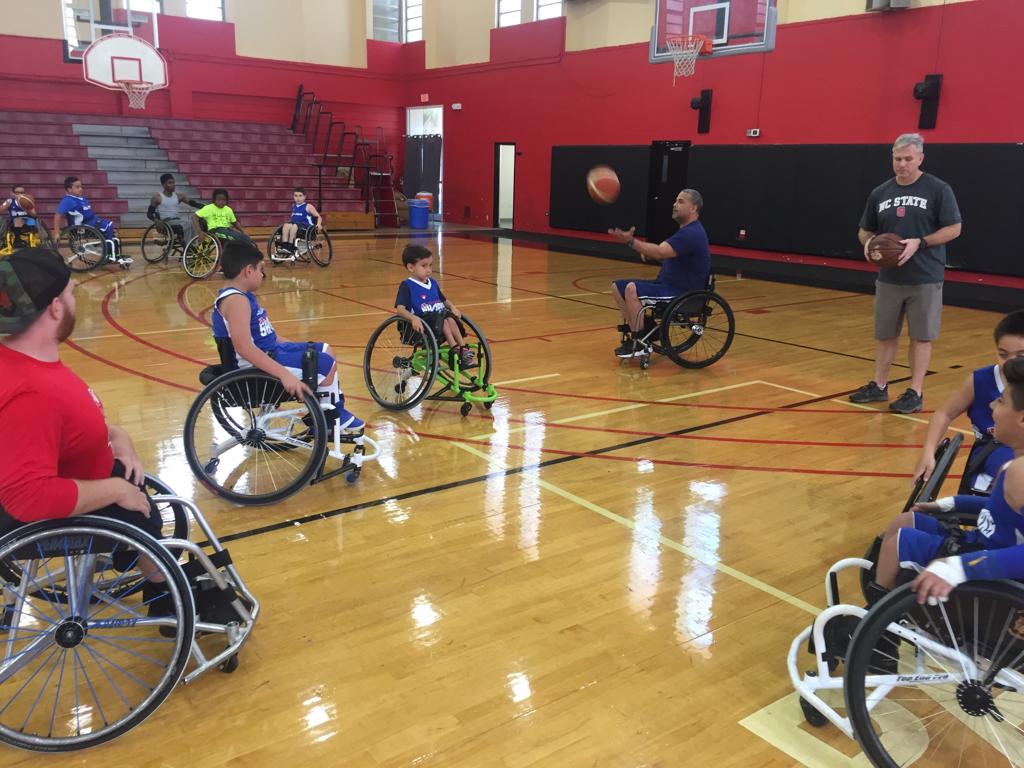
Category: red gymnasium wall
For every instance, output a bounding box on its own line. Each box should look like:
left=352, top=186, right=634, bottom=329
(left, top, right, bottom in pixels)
left=0, top=0, right=1019, bottom=237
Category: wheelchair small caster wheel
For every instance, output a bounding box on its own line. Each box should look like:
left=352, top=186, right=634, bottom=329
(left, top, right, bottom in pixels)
left=345, top=470, right=360, bottom=484
left=639, top=356, right=650, bottom=370
left=219, top=654, right=239, bottom=673
left=204, top=458, right=220, bottom=474
left=799, top=696, right=828, bottom=728
left=484, top=401, right=493, bottom=410
left=460, top=402, right=473, bottom=417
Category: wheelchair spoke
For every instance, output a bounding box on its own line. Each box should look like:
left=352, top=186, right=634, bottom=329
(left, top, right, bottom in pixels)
left=74, top=647, right=109, bottom=731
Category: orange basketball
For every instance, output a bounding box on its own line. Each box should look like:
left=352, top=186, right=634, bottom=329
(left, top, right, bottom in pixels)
left=14, top=194, right=35, bottom=214
left=586, top=165, right=620, bottom=205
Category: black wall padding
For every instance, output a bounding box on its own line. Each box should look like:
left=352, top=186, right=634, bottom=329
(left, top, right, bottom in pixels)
left=688, top=143, right=1024, bottom=278
left=550, top=146, right=651, bottom=236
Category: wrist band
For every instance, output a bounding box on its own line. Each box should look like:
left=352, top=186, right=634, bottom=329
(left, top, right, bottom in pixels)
left=935, top=496, right=956, bottom=512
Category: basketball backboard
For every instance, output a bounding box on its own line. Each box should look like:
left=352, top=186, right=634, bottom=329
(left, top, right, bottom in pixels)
left=651, top=0, right=777, bottom=62
left=61, top=0, right=160, bottom=63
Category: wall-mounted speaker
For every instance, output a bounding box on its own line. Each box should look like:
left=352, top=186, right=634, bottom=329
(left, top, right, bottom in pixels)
left=914, top=73, right=942, bottom=130
left=690, top=89, right=712, bottom=134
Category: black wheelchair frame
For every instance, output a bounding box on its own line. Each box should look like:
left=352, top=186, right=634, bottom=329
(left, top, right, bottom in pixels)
left=265, top=224, right=333, bottom=267
left=141, top=218, right=188, bottom=264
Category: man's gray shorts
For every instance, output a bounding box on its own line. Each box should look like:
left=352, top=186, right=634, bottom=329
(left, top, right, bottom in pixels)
left=874, top=280, right=943, bottom=341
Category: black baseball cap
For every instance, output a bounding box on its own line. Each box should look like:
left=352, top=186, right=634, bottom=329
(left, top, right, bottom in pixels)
left=0, top=249, right=72, bottom=336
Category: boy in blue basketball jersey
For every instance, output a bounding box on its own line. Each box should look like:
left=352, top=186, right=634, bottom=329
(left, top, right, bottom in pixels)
left=211, top=240, right=363, bottom=430
left=394, top=244, right=473, bottom=368
left=276, top=187, right=323, bottom=256
left=1, top=185, right=37, bottom=247
left=54, top=176, right=131, bottom=266
left=913, top=311, right=1024, bottom=494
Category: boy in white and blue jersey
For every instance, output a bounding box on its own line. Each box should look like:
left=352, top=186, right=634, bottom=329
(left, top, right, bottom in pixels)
left=1, top=185, right=37, bottom=247
left=54, top=176, right=130, bottom=265
left=278, top=187, right=322, bottom=254
left=877, top=356, right=1024, bottom=606
left=211, top=241, right=362, bottom=429
left=913, top=311, right=1024, bottom=494
left=394, top=244, right=473, bottom=368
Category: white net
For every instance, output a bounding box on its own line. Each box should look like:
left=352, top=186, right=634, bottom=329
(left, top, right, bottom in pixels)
left=119, top=81, right=155, bottom=110
left=665, top=35, right=708, bottom=84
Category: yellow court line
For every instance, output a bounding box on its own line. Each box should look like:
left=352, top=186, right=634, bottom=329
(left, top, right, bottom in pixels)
left=452, top=441, right=818, bottom=616
left=491, top=373, right=562, bottom=387
left=468, top=379, right=765, bottom=440
left=755, top=379, right=973, bottom=435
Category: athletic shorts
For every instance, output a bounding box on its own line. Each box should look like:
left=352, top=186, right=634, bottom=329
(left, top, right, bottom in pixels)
left=874, top=281, right=943, bottom=341
left=271, top=341, right=334, bottom=382
left=613, top=279, right=681, bottom=306
left=10, top=217, right=35, bottom=228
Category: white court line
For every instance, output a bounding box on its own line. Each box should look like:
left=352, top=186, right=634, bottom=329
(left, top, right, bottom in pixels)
left=452, top=440, right=818, bottom=615
left=491, top=373, right=562, bottom=386
left=755, top=379, right=972, bottom=434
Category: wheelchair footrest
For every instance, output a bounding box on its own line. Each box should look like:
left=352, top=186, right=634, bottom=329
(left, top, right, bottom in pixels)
left=193, top=577, right=247, bottom=626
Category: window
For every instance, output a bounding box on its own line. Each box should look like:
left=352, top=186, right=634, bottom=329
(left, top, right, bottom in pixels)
left=497, top=0, right=520, bottom=28
left=186, top=0, right=223, bottom=21
left=405, top=0, right=423, bottom=43
left=535, top=0, right=562, bottom=21
left=126, top=0, right=163, bottom=12
left=372, top=0, right=401, bottom=42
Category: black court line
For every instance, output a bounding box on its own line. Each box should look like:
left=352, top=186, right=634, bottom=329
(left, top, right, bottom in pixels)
left=212, top=375, right=916, bottom=547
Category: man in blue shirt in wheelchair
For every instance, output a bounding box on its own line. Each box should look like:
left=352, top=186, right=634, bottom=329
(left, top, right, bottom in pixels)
left=211, top=240, right=363, bottom=430
left=608, top=188, right=711, bottom=358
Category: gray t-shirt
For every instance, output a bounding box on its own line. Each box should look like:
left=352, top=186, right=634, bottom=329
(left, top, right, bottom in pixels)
left=859, top=172, right=962, bottom=285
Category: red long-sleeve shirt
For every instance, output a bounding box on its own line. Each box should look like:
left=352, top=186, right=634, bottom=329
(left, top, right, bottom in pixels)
left=0, top=343, right=114, bottom=523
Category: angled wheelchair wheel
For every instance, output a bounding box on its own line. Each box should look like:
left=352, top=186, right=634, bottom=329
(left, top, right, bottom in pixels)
left=57, top=225, right=106, bottom=272
left=142, top=475, right=191, bottom=541
left=141, top=220, right=175, bottom=264
left=363, top=316, right=439, bottom=410
left=451, top=313, right=493, bottom=387
left=265, top=225, right=285, bottom=262
left=844, top=581, right=1024, bottom=767
left=33, top=221, right=55, bottom=250
left=0, top=518, right=194, bottom=752
left=302, top=229, right=332, bottom=267
left=660, top=290, right=735, bottom=369
left=183, top=369, right=328, bottom=505
left=182, top=233, right=220, bottom=279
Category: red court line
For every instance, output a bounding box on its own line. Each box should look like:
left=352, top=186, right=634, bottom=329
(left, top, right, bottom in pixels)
left=314, top=288, right=393, bottom=314
left=65, top=339, right=200, bottom=394
left=176, top=281, right=210, bottom=327
left=100, top=279, right=209, bottom=367
left=735, top=293, right=864, bottom=313
left=500, top=385, right=934, bottom=415
left=489, top=324, right=613, bottom=344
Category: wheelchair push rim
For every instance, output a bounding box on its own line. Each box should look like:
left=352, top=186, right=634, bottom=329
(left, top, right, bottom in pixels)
left=57, top=226, right=107, bottom=273
left=844, top=580, right=1024, bottom=767
left=302, top=229, right=332, bottom=267
left=363, top=316, right=439, bottom=411
left=182, top=233, right=220, bottom=279
left=0, top=518, right=194, bottom=751
left=183, top=369, right=328, bottom=505
left=141, top=220, right=176, bottom=264
left=659, top=290, right=735, bottom=369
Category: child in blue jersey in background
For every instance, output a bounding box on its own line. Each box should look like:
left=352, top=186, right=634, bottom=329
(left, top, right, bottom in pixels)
left=211, top=240, right=363, bottom=430
left=877, top=355, right=1024, bottom=604
left=54, top=176, right=131, bottom=266
left=394, top=244, right=473, bottom=368
left=1, top=184, right=37, bottom=247
left=913, top=311, right=1024, bottom=493
left=276, top=187, right=322, bottom=256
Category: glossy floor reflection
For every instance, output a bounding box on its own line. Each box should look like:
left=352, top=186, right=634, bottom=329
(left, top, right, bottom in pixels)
left=8, top=232, right=1002, bottom=766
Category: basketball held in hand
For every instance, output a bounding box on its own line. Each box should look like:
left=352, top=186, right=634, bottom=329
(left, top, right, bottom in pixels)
left=866, top=233, right=906, bottom=269
left=14, top=194, right=34, bottom=214
left=586, top=165, right=620, bottom=205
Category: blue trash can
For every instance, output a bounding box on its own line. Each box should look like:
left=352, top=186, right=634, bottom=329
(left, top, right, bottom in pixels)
left=408, top=199, right=429, bottom=229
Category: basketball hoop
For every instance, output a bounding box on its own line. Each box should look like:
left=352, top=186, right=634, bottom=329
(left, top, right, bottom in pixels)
left=665, top=34, right=711, bottom=84
left=119, top=80, right=155, bottom=110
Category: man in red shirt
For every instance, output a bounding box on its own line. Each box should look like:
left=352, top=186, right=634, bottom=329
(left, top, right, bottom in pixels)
left=0, top=249, right=158, bottom=542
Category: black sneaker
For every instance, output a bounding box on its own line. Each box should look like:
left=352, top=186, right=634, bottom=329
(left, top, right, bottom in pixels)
left=614, top=342, right=634, bottom=358
left=889, top=388, right=923, bottom=414
left=849, top=381, right=888, bottom=403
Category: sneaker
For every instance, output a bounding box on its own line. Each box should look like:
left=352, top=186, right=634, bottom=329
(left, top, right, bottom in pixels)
left=890, top=388, right=923, bottom=414
left=615, top=341, right=634, bottom=358
left=849, top=380, right=888, bottom=403
left=335, top=407, right=365, bottom=431
left=459, top=347, right=475, bottom=368
left=630, top=340, right=651, bottom=359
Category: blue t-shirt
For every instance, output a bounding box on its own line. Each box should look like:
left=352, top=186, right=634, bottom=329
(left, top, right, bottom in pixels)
left=57, top=194, right=98, bottom=228
left=7, top=198, right=31, bottom=221
left=211, top=287, right=277, bottom=360
left=966, top=364, right=1013, bottom=490
left=290, top=202, right=315, bottom=227
left=659, top=220, right=711, bottom=292
left=395, top=277, right=447, bottom=317
left=955, top=469, right=1024, bottom=581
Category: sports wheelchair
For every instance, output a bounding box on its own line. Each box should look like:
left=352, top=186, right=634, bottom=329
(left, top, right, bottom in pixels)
left=183, top=337, right=379, bottom=505
left=363, top=312, right=497, bottom=417
left=56, top=225, right=130, bottom=272
left=266, top=225, right=333, bottom=268
left=0, top=218, right=53, bottom=256
left=788, top=434, right=1024, bottom=766
left=141, top=218, right=190, bottom=264
left=616, top=275, right=735, bottom=370
left=0, top=475, right=258, bottom=751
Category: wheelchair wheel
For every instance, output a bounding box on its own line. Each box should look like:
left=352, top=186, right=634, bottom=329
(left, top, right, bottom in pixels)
left=452, top=313, right=493, bottom=384
left=33, top=220, right=55, bottom=250
left=183, top=369, right=328, bottom=505
left=182, top=232, right=220, bottom=279
left=57, top=225, right=106, bottom=272
left=302, top=228, right=332, bottom=267
left=363, top=315, right=439, bottom=410
left=141, top=220, right=175, bottom=263
left=143, top=475, right=191, bottom=541
left=659, top=290, right=735, bottom=369
left=844, top=581, right=1024, bottom=767
left=265, top=225, right=286, bottom=262
left=0, top=518, right=194, bottom=751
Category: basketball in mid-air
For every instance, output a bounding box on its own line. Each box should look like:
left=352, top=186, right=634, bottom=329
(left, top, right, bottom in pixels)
left=14, top=194, right=34, bottom=214
left=586, top=165, right=620, bottom=205
left=866, top=232, right=905, bottom=269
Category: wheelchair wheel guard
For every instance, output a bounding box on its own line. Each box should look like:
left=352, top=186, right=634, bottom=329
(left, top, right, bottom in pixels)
left=57, top=225, right=106, bottom=273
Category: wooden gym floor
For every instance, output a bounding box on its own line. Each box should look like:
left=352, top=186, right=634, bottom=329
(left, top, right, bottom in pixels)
left=8, top=232, right=999, bottom=767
